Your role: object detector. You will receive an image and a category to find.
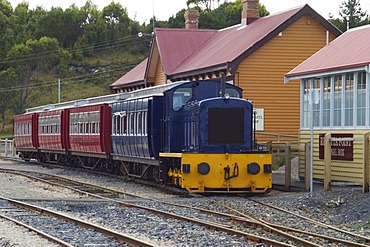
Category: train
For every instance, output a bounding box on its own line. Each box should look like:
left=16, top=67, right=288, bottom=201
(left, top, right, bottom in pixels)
left=13, top=80, right=272, bottom=193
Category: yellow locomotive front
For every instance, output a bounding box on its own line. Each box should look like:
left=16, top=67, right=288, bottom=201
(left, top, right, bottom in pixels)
left=160, top=91, right=272, bottom=194
left=164, top=153, right=272, bottom=193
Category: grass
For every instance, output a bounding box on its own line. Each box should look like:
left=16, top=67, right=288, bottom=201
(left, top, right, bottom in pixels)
left=272, top=154, right=286, bottom=171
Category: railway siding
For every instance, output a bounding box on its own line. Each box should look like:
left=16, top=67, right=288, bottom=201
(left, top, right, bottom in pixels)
left=0, top=159, right=369, bottom=246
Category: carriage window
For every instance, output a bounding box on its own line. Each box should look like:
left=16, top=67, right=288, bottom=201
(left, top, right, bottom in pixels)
left=95, top=122, right=100, bottom=134
left=85, top=123, right=90, bottom=134
left=115, top=115, right=121, bottom=135
left=137, top=112, right=142, bottom=135
left=91, top=122, right=96, bottom=134
left=143, top=112, right=147, bottom=135
left=122, top=115, right=127, bottom=135
left=173, top=87, right=192, bottom=111
left=129, top=113, right=135, bottom=135
left=79, top=123, right=83, bottom=134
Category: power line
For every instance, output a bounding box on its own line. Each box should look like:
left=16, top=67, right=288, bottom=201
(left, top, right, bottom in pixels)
left=0, top=35, right=152, bottom=65
left=0, top=63, right=138, bottom=93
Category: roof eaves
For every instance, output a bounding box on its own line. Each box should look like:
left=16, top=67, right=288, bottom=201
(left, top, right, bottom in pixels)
left=110, top=79, right=145, bottom=90
left=144, top=35, right=156, bottom=85
left=229, top=4, right=342, bottom=73
left=285, top=63, right=370, bottom=83
left=168, top=63, right=228, bottom=81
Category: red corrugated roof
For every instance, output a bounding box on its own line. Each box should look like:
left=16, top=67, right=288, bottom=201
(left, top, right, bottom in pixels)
left=111, top=4, right=341, bottom=88
left=286, top=24, right=370, bottom=78
left=172, top=6, right=305, bottom=76
left=110, top=58, right=147, bottom=88
left=155, top=28, right=217, bottom=74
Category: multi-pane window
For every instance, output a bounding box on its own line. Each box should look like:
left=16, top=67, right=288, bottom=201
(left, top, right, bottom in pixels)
left=313, top=79, right=320, bottom=127
left=112, top=111, right=147, bottom=136
left=70, top=112, right=100, bottom=135
left=39, top=116, right=61, bottom=135
left=344, top=74, right=354, bottom=126
left=322, top=77, right=331, bottom=127
left=302, top=79, right=310, bottom=128
left=333, top=75, right=342, bottom=127
left=301, top=72, right=368, bottom=129
left=15, top=122, right=32, bottom=136
left=357, top=72, right=366, bottom=126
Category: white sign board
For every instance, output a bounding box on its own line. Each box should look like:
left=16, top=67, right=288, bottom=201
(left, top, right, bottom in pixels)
left=253, top=108, right=264, bottom=131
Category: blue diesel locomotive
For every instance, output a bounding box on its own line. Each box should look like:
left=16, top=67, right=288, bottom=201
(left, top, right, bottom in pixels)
left=110, top=80, right=272, bottom=193
left=14, top=80, right=272, bottom=193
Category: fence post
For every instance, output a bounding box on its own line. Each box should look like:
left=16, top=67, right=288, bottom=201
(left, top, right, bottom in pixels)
left=11, top=140, right=15, bottom=157
left=285, top=142, right=291, bottom=190
left=267, top=141, right=272, bottom=153
left=324, top=133, right=331, bottom=191
left=305, top=142, right=310, bottom=191
left=5, top=138, right=8, bottom=156
left=0, top=138, right=2, bottom=155
left=363, top=132, right=370, bottom=193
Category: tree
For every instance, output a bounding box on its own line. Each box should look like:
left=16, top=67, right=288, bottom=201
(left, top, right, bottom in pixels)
left=2, top=37, right=71, bottom=113
left=102, top=2, right=131, bottom=41
left=35, top=6, right=85, bottom=48
left=329, top=0, right=370, bottom=31
left=0, top=0, right=13, bottom=58
left=170, top=0, right=269, bottom=29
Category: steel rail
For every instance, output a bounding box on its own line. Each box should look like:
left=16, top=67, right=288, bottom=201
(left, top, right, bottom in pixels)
left=0, top=168, right=292, bottom=247
left=216, top=200, right=368, bottom=247
left=0, top=196, right=155, bottom=247
left=250, top=198, right=370, bottom=244
left=0, top=213, right=73, bottom=247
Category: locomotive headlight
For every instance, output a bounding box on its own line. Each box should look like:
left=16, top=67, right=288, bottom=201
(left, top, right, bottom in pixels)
left=198, top=162, right=210, bottom=175
left=247, top=162, right=260, bottom=175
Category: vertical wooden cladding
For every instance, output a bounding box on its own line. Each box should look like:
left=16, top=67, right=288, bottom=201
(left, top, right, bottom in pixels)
left=237, top=14, right=337, bottom=140
left=154, top=59, right=166, bottom=86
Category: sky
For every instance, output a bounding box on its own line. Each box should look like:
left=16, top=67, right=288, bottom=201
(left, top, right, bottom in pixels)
left=7, top=0, right=370, bottom=24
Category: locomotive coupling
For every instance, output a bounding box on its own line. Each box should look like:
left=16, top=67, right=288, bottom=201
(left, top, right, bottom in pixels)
left=224, top=163, right=239, bottom=180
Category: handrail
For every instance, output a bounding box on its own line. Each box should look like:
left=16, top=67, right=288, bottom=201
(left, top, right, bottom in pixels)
left=255, top=132, right=299, bottom=143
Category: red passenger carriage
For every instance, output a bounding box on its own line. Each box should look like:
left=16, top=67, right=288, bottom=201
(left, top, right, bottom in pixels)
left=37, top=110, right=67, bottom=152
left=14, top=113, right=39, bottom=149
left=68, top=104, right=112, bottom=155
left=13, top=113, right=39, bottom=161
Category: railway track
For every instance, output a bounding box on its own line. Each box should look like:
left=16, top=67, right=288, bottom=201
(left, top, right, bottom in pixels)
left=0, top=196, right=154, bottom=246
left=0, top=167, right=288, bottom=246
left=215, top=198, right=370, bottom=247
left=1, top=166, right=368, bottom=246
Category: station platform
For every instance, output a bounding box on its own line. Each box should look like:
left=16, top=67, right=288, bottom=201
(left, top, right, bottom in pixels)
left=272, top=172, right=324, bottom=192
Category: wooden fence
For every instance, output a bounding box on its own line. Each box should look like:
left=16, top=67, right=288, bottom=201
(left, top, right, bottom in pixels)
left=0, top=138, right=15, bottom=157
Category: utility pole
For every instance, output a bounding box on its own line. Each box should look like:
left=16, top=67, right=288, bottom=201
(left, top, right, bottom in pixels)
left=58, top=78, right=61, bottom=103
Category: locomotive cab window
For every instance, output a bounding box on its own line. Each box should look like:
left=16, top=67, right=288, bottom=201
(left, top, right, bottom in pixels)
left=173, top=88, right=192, bottom=111
left=225, top=88, right=240, bottom=98
left=208, top=108, right=244, bottom=145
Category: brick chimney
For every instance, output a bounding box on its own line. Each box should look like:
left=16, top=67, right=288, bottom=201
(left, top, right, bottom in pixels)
left=184, top=9, right=200, bottom=29
left=242, top=0, right=259, bottom=25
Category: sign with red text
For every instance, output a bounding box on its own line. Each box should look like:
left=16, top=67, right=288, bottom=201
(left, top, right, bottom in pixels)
left=319, top=133, right=353, bottom=161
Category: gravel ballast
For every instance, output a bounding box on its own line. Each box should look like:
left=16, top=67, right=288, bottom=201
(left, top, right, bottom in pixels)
left=0, top=158, right=369, bottom=246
